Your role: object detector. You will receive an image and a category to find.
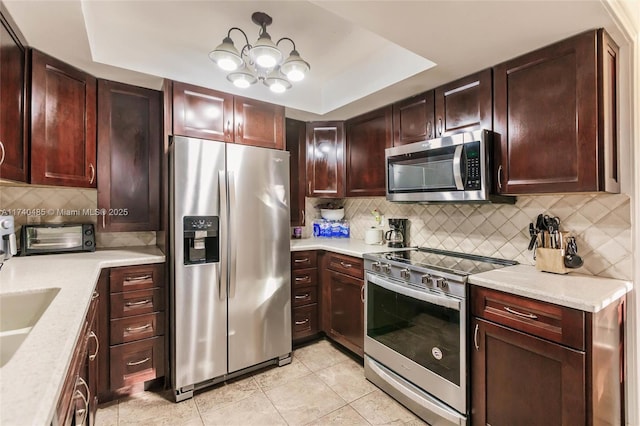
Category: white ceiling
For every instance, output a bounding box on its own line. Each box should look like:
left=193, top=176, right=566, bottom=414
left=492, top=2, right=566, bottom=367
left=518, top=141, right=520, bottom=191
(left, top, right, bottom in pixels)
left=3, top=0, right=628, bottom=121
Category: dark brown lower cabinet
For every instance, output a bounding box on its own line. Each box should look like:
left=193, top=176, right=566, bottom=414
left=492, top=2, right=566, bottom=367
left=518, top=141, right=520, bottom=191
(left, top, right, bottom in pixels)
left=327, top=270, right=364, bottom=356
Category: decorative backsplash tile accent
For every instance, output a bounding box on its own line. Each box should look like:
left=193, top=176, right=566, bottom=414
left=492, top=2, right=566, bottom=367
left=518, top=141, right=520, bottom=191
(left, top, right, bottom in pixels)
left=0, top=184, right=156, bottom=248
left=304, top=194, right=632, bottom=281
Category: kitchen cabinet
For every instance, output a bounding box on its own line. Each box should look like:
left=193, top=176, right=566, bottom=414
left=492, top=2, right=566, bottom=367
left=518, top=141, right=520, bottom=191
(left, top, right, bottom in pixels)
left=30, top=49, right=97, bottom=187
left=170, top=80, right=284, bottom=149
left=471, top=286, right=625, bottom=425
left=345, top=106, right=393, bottom=197
left=434, top=69, right=492, bottom=137
left=321, top=252, right=364, bottom=356
left=291, top=251, right=319, bottom=342
left=306, top=122, right=345, bottom=198
left=0, top=5, right=28, bottom=182
left=97, top=80, right=161, bottom=232
left=392, top=90, right=435, bottom=146
left=286, top=118, right=306, bottom=226
left=493, top=29, right=619, bottom=194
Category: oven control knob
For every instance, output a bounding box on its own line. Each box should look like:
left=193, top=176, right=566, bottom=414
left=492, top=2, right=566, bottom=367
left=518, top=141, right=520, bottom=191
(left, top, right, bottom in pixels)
left=381, top=263, right=391, bottom=274
left=421, top=274, right=433, bottom=286
left=372, top=261, right=381, bottom=272
left=400, top=268, right=411, bottom=279
left=434, top=277, right=448, bottom=289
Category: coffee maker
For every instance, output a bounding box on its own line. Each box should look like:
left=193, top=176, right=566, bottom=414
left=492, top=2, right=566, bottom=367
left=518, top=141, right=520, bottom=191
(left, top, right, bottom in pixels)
left=0, top=215, right=17, bottom=266
left=385, top=218, right=409, bottom=248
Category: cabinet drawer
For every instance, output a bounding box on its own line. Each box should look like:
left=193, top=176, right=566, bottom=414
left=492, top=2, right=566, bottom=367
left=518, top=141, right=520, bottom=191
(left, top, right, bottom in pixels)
left=471, top=286, right=585, bottom=350
left=293, top=304, right=318, bottom=340
left=292, top=268, right=317, bottom=288
left=110, top=312, right=165, bottom=345
left=110, top=337, right=164, bottom=389
left=110, top=264, right=164, bottom=293
left=110, top=288, right=164, bottom=319
left=326, top=253, right=364, bottom=279
left=291, top=251, right=317, bottom=269
left=292, top=285, right=318, bottom=308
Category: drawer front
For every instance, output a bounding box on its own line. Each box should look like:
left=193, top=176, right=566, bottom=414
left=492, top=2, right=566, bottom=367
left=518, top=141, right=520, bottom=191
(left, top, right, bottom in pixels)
left=471, top=286, right=585, bottom=350
left=291, top=251, right=317, bottom=269
left=110, top=263, right=164, bottom=293
left=292, top=268, right=317, bottom=288
left=110, top=288, right=164, bottom=318
left=327, top=252, right=364, bottom=279
left=111, top=312, right=165, bottom=345
left=293, top=304, right=318, bottom=340
left=110, top=337, right=164, bottom=389
left=292, top=285, right=318, bottom=308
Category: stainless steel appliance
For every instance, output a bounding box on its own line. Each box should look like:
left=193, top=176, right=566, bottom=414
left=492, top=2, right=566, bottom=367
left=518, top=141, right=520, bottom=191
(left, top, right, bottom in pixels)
left=169, top=136, right=292, bottom=402
left=363, top=248, right=516, bottom=425
left=385, top=130, right=514, bottom=203
left=0, top=215, right=17, bottom=266
left=384, top=218, right=408, bottom=248
left=19, top=223, right=95, bottom=255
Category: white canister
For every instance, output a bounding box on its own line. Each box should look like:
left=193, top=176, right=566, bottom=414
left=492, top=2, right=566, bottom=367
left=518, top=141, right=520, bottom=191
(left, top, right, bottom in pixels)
left=365, top=228, right=383, bottom=245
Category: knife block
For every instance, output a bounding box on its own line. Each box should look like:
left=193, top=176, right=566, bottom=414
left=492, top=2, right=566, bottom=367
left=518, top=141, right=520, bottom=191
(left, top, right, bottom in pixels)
left=535, top=231, right=571, bottom=274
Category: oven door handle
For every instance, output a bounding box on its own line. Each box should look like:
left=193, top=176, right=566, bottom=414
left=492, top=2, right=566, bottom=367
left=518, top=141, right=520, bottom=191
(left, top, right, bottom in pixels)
left=366, top=272, right=461, bottom=311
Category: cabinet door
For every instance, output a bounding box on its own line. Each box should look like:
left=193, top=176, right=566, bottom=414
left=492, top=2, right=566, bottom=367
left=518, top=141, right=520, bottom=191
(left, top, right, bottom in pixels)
left=286, top=118, right=306, bottom=226
left=392, top=91, right=435, bottom=146
left=172, top=81, right=233, bottom=142
left=30, top=49, right=97, bottom=187
left=0, top=8, right=28, bottom=182
left=345, top=106, right=392, bottom=197
left=234, top=96, right=284, bottom=149
left=472, top=318, right=585, bottom=426
left=494, top=30, right=615, bottom=194
left=328, top=270, right=364, bottom=356
left=306, top=122, right=344, bottom=198
left=97, top=80, right=161, bottom=232
left=434, top=69, right=492, bottom=137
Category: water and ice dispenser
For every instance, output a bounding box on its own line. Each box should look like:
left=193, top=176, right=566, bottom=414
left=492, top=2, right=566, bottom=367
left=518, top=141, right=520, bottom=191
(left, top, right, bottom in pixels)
left=183, top=216, right=219, bottom=265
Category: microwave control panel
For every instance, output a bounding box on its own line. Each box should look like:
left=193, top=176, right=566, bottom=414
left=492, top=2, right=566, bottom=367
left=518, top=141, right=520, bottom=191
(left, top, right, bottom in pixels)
left=465, top=142, right=482, bottom=190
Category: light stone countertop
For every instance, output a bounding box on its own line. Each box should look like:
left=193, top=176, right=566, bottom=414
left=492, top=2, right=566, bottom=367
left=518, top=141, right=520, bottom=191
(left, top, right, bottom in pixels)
left=0, top=247, right=165, bottom=426
left=290, top=238, right=406, bottom=258
left=469, top=264, right=632, bottom=312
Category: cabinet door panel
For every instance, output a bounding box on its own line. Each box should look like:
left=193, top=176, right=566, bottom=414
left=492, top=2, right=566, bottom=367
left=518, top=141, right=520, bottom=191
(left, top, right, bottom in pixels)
left=172, top=81, right=233, bottom=142
left=234, top=97, right=284, bottom=149
left=306, top=122, right=344, bottom=198
left=392, top=91, right=435, bottom=146
left=329, top=270, right=363, bottom=355
left=286, top=118, right=306, bottom=226
left=31, top=49, right=97, bottom=187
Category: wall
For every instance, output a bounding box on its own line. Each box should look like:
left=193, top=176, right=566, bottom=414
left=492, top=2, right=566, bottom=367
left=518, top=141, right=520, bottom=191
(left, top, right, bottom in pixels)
left=0, top=184, right=156, bottom=248
left=304, top=193, right=632, bottom=281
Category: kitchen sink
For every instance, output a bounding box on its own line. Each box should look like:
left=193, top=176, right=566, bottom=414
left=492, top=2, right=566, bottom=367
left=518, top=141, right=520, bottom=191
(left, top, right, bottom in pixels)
left=0, top=288, right=60, bottom=367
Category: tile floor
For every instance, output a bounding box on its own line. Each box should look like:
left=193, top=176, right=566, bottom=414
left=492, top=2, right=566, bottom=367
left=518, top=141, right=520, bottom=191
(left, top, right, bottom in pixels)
left=96, top=339, right=427, bottom=426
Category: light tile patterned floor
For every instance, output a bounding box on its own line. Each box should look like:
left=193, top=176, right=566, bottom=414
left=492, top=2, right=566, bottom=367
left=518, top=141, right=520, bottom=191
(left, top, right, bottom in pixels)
left=96, top=339, right=427, bottom=426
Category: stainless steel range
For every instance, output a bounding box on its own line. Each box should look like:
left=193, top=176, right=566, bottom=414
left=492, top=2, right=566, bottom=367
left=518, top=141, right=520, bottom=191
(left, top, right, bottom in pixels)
left=363, top=248, right=516, bottom=426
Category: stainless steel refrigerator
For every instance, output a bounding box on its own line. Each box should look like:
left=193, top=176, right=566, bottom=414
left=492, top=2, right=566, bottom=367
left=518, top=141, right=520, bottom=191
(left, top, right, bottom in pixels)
left=169, top=136, right=291, bottom=402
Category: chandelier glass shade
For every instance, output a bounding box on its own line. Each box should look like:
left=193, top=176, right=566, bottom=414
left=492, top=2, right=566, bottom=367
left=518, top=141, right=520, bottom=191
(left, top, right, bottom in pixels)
left=209, top=12, right=310, bottom=92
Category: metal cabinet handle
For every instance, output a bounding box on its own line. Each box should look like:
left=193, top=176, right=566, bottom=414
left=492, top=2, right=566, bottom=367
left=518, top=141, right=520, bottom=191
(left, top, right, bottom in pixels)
left=497, top=165, right=503, bottom=190
left=226, top=120, right=231, bottom=138
left=237, top=122, right=242, bottom=138
left=125, top=323, right=152, bottom=333
left=295, top=276, right=309, bottom=281
left=426, top=121, right=432, bottom=139
left=474, top=323, right=479, bottom=350
left=74, top=388, right=89, bottom=426
left=0, top=141, right=5, bottom=166
left=295, top=319, right=309, bottom=325
left=88, top=331, right=99, bottom=361
left=504, top=306, right=538, bottom=319
left=127, top=357, right=150, bottom=366
left=360, top=285, right=365, bottom=303
left=294, top=258, right=309, bottom=263
left=438, top=118, right=443, bottom=135
left=340, top=261, right=353, bottom=268
left=89, top=163, right=95, bottom=184
left=294, top=294, right=309, bottom=299
left=301, top=209, right=305, bottom=225
left=92, top=291, right=99, bottom=300
left=124, top=274, right=152, bottom=282
left=102, top=211, right=106, bottom=229
left=124, top=299, right=151, bottom=307
left=308, top=181, right=311, bottom=195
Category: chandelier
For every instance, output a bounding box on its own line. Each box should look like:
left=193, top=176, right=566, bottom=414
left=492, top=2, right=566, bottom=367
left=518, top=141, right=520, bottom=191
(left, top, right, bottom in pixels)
left=209, top=12, right=310, bottom=93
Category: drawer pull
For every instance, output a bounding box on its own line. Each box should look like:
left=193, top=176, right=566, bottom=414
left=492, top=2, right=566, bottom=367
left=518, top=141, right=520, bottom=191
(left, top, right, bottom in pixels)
left=295, top=319, right=309, bottom=325
left=127, top=357, right=151, bottom=366
left=295, top=276, right=309, bottom=282
left=125, top=274, right=152, bottom=282
left=125, top=323, right=152, bottom=333
left=294, top=294, right=309, bottom=299
left=504, top=306, right=538, bottom=320
left=339, top=261, right=353, bottom=268
left=88, top=331, right=99, bottom=361
left=125, top=299, right=152, bottom=307
left=92, top=291, right=99, bottom=300
left=294, top=258, right=309, bottom=263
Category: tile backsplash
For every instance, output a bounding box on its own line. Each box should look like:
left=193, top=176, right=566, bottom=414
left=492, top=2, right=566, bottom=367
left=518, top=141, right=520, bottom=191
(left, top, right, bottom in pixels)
left=0, top=184, right=156, bottom=248
left=305, top=194, right=632, bottom=281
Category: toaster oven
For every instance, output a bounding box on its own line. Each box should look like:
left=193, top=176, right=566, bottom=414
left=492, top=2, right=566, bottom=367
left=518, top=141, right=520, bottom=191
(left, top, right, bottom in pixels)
left=20, top=223, right=95, bottom=255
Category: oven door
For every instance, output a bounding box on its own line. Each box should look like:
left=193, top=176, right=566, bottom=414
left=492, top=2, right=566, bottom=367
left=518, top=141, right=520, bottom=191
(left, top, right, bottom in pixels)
left=364, top=272, right=467, bottom=415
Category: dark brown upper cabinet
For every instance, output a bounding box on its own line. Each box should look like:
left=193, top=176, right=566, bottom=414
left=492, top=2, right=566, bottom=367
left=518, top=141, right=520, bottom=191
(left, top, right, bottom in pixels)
left=0, top=5, right=28, bottom=183
left=286, top=118, right=306, bottom=226
left=434, top=69, right=492, bottom=137
left=345, top=106, right=393, bottom=197
left=234, top=96, right=284, bottom=150
left=392, top=90, right=435, bottom=146
left=306, top=122, right=345, bottom=198
left=30, top=49, right=97, bottom=187
left=97, top=80, right=161, bottom=232
left=493, top=29, right=619, bottom=194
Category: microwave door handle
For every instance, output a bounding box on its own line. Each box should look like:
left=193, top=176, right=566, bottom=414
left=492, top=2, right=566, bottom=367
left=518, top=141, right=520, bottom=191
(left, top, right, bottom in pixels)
left=452, top=144, right=464, bottom=190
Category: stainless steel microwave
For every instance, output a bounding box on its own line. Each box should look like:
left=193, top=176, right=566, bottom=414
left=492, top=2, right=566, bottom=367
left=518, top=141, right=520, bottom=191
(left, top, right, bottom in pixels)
left=385, top=129, right=514, bottom=203
left=20, top=223, right=95, bottom=255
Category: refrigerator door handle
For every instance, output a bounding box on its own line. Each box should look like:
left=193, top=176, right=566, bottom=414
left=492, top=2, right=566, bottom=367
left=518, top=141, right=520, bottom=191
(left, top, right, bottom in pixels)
left=228, top=170, right=237, bottom=299
left=219, top=170, right=228, bottom=301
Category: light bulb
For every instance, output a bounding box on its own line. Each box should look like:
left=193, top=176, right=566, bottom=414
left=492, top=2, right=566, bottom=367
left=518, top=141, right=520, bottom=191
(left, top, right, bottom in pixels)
left=256, top=54, right=278, bottom=69
left=217, top=57, right=239, bottom=71
left=233, top=77, right=251, bottom=89
left=269, top=81, right=286, bottom=93
left=286, top=69, right=305, bottom=82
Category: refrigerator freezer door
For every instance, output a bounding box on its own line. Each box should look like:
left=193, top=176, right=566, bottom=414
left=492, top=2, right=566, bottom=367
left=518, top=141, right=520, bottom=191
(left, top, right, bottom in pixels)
left=226, top=144, right=292, bottom=373
left=170, top=137, right=228, bottom=392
